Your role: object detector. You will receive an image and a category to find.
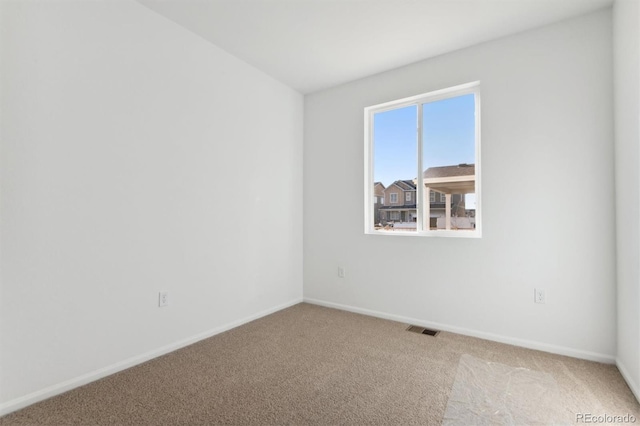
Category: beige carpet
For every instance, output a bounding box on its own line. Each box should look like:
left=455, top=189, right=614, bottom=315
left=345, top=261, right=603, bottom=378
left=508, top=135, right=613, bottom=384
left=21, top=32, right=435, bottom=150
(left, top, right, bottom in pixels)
left=1, top=303, right=638, bottom=425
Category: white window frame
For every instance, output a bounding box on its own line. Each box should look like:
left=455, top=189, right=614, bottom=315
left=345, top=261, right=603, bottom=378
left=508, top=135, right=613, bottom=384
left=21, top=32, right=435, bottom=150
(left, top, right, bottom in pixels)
left=440, top=193, right=446, bottom=203
left=405, top=192, right=411, bottom=202
left=389, top=193, right=398, bottom=204
left=364, top=81, right=481, bottom=238
left=429, top=191, right=435, bottom=203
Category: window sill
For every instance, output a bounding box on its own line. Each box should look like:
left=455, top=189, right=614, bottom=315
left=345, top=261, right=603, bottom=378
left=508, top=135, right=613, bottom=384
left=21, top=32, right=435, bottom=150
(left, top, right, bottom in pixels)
left=365, top=229, right=482, bottom=238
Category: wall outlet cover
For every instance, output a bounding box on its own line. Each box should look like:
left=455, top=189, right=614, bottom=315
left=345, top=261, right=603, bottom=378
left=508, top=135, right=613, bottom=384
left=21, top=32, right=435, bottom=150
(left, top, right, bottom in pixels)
left=159, top=291, right=169, bottom=307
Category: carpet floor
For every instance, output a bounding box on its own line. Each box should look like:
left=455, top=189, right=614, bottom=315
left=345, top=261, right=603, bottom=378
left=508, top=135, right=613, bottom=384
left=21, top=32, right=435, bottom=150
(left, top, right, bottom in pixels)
left=1, top=303, right=638, bottom=425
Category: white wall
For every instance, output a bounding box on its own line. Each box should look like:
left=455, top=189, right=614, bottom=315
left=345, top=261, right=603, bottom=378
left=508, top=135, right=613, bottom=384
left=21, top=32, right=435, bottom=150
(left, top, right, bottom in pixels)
left=304, top=10, right=616, bottom=361
left=0, top=0, right=302, bottom=413
left=614, top=0, right=640, bottom=401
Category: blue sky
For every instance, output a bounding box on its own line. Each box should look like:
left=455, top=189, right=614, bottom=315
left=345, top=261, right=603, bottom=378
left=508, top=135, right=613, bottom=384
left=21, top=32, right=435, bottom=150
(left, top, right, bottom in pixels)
left=373, top=94, right=475, bottom=188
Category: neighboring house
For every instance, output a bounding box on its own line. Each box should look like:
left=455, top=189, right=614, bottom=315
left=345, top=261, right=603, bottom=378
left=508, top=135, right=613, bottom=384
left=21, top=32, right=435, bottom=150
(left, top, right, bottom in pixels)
left=423, top=163, right=475, bottom=229
left=379, top=180, right=417, bottom=223
left=376, top=164, right=475, bottom=229
left=373, top=182, right=385, bottom=225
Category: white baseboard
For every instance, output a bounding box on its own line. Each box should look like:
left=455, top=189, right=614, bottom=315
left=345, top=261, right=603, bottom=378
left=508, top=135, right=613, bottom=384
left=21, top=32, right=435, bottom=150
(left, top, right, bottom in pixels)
left=616, top=358, right=640, bottom=403
left=303, top=298, right=616, bottom=364
left=0, top=297, right=303, bottom=417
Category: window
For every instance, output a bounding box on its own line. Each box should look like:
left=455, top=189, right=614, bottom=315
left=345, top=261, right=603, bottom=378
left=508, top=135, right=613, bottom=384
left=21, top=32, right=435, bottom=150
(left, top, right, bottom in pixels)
left=365, top=82, right=480, bottom=236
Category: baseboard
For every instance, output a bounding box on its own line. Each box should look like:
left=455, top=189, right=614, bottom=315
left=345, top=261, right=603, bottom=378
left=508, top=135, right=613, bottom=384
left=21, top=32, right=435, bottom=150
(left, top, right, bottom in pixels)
left=0, top=297, right=303, bottom=417
left=616, top=358, right=640, bottom=403
left=303, top=298, right=616, bottom=364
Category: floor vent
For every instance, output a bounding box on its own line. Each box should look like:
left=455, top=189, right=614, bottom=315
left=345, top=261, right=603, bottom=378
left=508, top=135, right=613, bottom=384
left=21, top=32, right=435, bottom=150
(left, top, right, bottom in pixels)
left=406, top=325, right=440, bottom=336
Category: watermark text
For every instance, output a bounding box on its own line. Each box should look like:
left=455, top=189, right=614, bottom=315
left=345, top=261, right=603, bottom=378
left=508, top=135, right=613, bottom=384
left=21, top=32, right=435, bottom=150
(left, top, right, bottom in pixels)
left=576, top=413, right=636, bottom=423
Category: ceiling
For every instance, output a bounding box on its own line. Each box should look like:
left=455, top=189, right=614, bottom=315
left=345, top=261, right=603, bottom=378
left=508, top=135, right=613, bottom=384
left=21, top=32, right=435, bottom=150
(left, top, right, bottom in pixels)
left=137, top=0, right=613, bottom=94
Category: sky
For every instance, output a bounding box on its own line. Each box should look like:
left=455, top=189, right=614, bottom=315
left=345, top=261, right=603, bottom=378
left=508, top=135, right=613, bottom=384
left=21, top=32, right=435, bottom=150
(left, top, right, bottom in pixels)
left=373, top=93, right=475, bottom=189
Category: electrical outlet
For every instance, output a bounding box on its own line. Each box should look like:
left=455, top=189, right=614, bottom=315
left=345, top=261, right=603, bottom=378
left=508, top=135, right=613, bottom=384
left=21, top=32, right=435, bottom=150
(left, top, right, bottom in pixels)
left=338, top=266, right=345, bottom=278
left=159, top=291, right=169, bottom=307
left=534, top=288, right=545, bottom=304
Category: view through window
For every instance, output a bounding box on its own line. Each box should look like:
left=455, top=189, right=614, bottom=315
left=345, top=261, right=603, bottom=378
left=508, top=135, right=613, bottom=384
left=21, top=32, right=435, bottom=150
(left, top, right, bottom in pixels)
left=365, top=82, right=480, bottom=236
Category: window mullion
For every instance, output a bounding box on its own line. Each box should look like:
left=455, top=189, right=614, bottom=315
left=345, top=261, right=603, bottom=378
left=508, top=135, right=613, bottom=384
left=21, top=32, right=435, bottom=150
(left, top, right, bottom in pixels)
left=416, top=102, right=424, bottom=232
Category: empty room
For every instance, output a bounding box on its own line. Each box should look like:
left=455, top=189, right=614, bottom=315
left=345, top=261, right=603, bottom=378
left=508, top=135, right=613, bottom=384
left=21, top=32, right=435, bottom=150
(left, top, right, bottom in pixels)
left=1, top=0, right=639, bottom=424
